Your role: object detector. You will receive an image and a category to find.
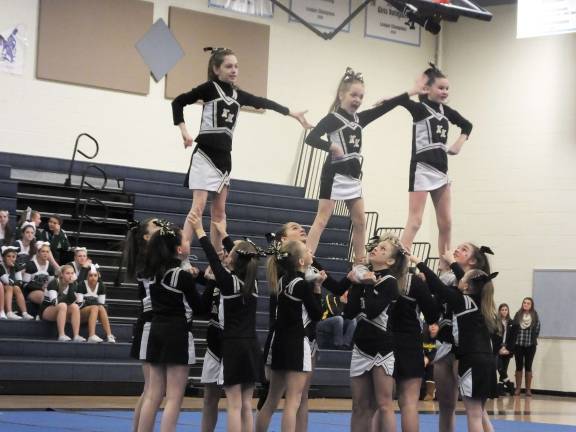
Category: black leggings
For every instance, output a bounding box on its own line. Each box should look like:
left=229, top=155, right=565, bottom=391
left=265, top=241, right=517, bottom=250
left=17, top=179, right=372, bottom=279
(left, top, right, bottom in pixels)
left=515, top=345, right=537, bottom=372
left=497, top=355, right=512, bottom=382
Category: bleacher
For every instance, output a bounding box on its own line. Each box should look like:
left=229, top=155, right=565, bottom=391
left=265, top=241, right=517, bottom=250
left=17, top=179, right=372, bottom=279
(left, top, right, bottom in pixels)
left=0, top=150, right=438, bottom=398
left=0, top=151, right=354, bottom=397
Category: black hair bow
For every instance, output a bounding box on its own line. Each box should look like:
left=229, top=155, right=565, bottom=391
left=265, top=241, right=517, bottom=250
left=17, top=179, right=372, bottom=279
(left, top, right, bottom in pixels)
left=472, top=271, right=499, bottom=284
left=343, top=67, right=364, bottom=83
left=236, top=237, right=267, bottom=258
left=479, top=246, right=494, bottom=255
left=204, top=46, right=228, bottom=55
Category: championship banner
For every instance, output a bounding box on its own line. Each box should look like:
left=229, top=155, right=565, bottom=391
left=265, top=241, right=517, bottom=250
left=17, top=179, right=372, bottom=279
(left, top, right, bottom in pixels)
left=365, top=0, right=420, bottom=46
left=289, top=0, right=352, bottom=32
left=209, top=0, right=274, bottom=18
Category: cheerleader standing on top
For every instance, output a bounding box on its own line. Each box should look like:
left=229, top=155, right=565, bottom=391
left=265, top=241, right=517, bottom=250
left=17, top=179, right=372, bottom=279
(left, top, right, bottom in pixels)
left=172, top=47, right=311, bottom=251
left=256, top=239, right=324, bottom=432
left=189, top=211, right=263, bottom=432
left=413, top=256, right=498, bottom=432
left=137, top=222, right=204, bottom=432
left=395, top=65, right=473, bottom=264
left=304, top=68, right=426, bottom=266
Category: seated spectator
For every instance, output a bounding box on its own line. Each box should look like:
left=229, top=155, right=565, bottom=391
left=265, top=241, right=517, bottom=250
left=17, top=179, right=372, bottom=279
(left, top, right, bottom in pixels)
left=16, top=208, right=43, bottom=240
left=317, top=290, right=356, bottom=350
left=68, top=247, right=94, bottom=283
left=23, top=241, right=59, bottom=314
left=77, top=265, right=115, bottom=343
left=40, top=264, right=85, bottom=342
left=0, top=209, right=13, bottom=246
left=39, top=214, right=70, bottom=264
left=422, top=322, right=439, bottom=401
left=0, top=246, right=34, bottom=320
left=12, top=222, right=37, bottom=269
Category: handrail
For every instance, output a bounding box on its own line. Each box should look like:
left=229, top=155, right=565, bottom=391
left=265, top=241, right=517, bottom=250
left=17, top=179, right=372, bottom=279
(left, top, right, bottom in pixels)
left=65, top=133, right=99, bottom=186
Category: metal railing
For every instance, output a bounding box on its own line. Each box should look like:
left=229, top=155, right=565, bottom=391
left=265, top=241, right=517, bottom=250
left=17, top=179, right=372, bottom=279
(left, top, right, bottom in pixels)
left=426, top=256, right=441, bottom=275
left=72, top=164, right=109, bottom=248
left=293, top=131, right=350, bottom=217
left=65, top=133, right=100, bottom=187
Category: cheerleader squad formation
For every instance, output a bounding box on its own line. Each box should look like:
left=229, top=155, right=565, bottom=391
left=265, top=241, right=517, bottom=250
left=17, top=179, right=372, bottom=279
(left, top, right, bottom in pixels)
left=2, top=46, right=539, bottom=432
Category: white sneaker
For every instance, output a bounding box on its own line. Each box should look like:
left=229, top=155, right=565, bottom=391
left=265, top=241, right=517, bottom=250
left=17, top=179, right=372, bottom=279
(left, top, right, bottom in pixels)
left=58, top=335, right=72, bottom=342
left=87, top=335, right=103, bottom=343
left=6, top=311, right=22, bottom=320
left=73, top=335, right=86, bottom=343
left=0, top=311, right=7, bottom=320
left=106, top=335, right=116, bottom=343
left=21, top=312, right=34, bottom=320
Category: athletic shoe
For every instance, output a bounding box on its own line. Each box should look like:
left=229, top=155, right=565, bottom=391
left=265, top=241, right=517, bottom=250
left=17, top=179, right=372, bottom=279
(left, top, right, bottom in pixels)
left=73, top=335, right=87, bottom=342
left=21, top=312, right=34, bottom=320
left=106, top=335, right=117, bottom=343
left=6, top=312, right=22, bottom=320
left=87, top=335, right=104, bottom=343
left=58, top=335, right=72, bottom=342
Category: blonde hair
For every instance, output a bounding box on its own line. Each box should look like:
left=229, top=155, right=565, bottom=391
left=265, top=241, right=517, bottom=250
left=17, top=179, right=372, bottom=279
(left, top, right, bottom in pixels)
left=464, top=269, right=497, bottom=333
left=266, top=240, right=306, bottom=296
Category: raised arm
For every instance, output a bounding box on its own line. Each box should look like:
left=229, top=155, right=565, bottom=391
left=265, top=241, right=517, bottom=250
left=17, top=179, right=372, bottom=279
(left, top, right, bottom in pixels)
left=294, top=279, right=323, bottom=322
left=237, top=90, right=312, bottom=129
left=357, top=93, right=410, bottom=127
left=410, top=275, right=440, bottom=325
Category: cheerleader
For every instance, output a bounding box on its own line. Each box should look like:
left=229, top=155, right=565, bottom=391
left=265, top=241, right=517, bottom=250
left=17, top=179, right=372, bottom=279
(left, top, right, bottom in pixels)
left=173, top=47, right=311, bottom=250
left=395, top=64, right=473, bottom=264
left=137, top=222, right=204, bottom=432
left=77, top=265, right=115, bottom=343
left=387, top=235, right=439, bottom=432
left=124, top=218, right=160, bottom=432
left=305, top=68, right=426, bottom=265
left=258, top=222, right=348, bottom=432
left=413, top=257, right=497, bottom=432
left=189, top=211, right=262, bottom=432
left=40, top=264, right=85, bottom=341
left=0, top=246, right=34, bottom=320
left=68, top=247, right=93, bottom=283
left=256, top=239, right=324, bottom=432
left=343, top=236, right=407, bottom=432
left=198, top=220, right=236, bottom=432
left=415, top=244, right=494, bottom=432
left=12, top=222, right=37, bottom=268
left=23, top=241, right=58, bottom=310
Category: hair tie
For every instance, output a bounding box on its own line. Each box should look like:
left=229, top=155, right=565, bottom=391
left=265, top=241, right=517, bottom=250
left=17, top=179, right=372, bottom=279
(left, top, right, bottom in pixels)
left=479, top=246, right=494, bottom=255
left=74, top=247, right=88, bottom=253
left=343, top=67, right=364, bottom=83
left=35, top=241, right=51, bottom=249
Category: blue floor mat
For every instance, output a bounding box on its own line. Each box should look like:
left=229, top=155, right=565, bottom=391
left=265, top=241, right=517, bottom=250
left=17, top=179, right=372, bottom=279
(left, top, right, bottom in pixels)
left=0, top=410, right=575, bottom=431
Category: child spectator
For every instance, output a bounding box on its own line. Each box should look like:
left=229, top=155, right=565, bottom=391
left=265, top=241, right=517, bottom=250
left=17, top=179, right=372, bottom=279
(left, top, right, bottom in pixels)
left=77, top=265, right=115, bottom=343
left=39, top=214, right=70, bottom=264
left=0, top=246, right=34, bottom=320
left=317, top=290, right=356, bottom=350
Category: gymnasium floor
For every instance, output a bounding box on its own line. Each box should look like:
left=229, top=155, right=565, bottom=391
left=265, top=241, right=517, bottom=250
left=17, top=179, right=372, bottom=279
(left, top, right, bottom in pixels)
left=1, top=395, right=575, bottom=431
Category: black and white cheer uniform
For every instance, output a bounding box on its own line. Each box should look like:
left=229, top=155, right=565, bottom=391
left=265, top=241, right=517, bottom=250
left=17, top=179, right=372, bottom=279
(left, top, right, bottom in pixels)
left=172, top=79, right=290, bottom=193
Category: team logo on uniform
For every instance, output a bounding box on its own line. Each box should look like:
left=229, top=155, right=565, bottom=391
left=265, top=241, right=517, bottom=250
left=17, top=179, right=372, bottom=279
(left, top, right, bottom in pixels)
left=221, top=108, right=235, bottom=124
left=436, top=125, right=447, bottom=139
left=348, top=134, right=360, bottom=149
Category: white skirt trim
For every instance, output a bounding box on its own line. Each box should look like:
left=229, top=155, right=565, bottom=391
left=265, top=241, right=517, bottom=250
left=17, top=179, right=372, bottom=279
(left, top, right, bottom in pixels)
left=330, top=174, right=362, bottom=201
left=139, top=322, right=151, bottom=361
left=349, top=345, right=395, bottom=377
left=188, top=150, right=230, bottom=193
left=200, top=348, right=222, bottom=384
left=412, top=162, right=450, bottom=192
